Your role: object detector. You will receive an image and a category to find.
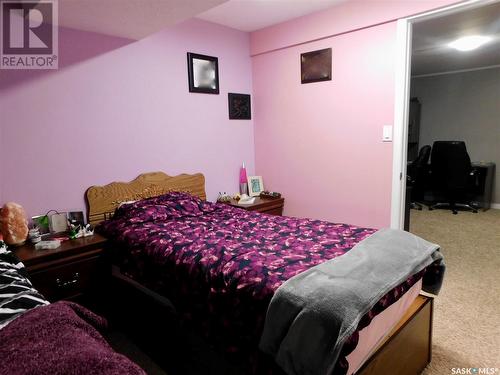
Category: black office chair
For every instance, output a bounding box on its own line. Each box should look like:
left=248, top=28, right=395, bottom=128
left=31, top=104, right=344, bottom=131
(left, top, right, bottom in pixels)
left=407, top=145, right=431, bottom=210
left=429, top=141, right=478, bottom=214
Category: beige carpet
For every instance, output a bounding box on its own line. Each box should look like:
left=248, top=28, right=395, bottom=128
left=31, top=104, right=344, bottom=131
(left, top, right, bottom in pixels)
left=410, top=208, right=500, bottom=374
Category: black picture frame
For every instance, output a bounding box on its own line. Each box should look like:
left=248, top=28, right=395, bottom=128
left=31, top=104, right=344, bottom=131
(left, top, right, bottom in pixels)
left=301, top=48, right=332, bottom=84
left=228, top=93, right=251, bottom=120
left=187, top=52, right=219, bottom=94
left=68, top=211, right=85, bottom=227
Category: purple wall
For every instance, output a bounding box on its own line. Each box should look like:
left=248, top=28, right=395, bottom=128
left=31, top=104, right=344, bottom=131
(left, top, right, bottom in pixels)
left=0, top=18, right=255, bottom=218
left=0, top=1, right=465, bottom=226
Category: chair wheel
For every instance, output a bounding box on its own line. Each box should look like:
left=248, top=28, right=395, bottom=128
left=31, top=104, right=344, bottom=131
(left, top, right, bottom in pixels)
left=473, top=210, right=478, bottom=213
left=429, top=207, right=434, bottom=211
left=453, top=211, right=458, bottom=215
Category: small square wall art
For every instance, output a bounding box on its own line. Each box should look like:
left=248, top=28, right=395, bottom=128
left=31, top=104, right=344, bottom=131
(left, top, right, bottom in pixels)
left=301, top=48, right=332, bottom=84
left=187, top=52, right=219, bottom=94
left=228, top=93, right=251, bottom=120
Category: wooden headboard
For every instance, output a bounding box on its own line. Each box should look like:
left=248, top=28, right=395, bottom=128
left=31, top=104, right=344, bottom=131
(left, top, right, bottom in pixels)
left=85, top=172, right=206, bottom=225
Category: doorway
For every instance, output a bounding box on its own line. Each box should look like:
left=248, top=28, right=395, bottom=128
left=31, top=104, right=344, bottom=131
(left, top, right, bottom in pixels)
left=392, top=2, right=500, bottom=373
left=390, top=0, right=500, bottom=229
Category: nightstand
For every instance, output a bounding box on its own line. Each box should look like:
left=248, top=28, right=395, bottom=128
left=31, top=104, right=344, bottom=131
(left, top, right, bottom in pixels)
left=15, top=234, right=109, bottom=303
left=224, top=196, right=285, bottom=216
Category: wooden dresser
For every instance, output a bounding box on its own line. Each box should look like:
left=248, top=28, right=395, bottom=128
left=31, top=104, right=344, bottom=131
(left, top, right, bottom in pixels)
left=223, top=197, right=285, bottom=216
left=15, top=234, right=109, bottom=303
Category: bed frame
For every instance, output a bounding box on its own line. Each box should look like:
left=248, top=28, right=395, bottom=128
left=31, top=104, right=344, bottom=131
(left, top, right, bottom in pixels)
left=357, top=295, right=432, bottom=375
left=86, top=171, right=433, bottom=375
left=85, top=171, right=206, bottom=225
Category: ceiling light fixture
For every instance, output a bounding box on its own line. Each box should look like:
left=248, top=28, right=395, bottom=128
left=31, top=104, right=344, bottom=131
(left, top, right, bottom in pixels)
left=448, top=35, right=492, bottom=51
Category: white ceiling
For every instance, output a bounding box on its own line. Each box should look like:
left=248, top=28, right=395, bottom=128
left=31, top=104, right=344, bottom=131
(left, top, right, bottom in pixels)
left=197, top=0, right=345, bottom=32
left=412, top=2, right=500, bottom=76
left=56, top=0, right=228, bottom=40
left=50, top=0, right=347, bottom=40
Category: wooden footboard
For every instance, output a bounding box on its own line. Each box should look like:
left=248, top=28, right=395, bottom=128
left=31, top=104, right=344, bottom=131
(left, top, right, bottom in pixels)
left=356, top=295, right=433, bottom=375
left=107, top=267, right=433, bottom=375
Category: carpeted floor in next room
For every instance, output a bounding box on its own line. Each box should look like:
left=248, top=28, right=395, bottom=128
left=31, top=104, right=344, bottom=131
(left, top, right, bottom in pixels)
left=411, top=208, right=500, bottom=374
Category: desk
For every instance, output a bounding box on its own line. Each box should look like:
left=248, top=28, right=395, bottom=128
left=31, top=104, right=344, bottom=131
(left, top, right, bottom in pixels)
left=471, top=162, right=495, bottom=211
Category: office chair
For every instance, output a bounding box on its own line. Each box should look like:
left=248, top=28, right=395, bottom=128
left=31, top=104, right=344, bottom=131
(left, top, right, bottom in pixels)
left=429, top=141, right=478, bottom=214
left=407, top=145, right=431, bottom=210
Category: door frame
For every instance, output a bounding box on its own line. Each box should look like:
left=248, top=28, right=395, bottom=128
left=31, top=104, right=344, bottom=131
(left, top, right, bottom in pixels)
left=390, top=0, right=499, bottom=229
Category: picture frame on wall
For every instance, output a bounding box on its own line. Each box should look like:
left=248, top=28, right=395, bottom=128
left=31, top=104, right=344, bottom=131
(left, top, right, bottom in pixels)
left=228, top=93, right=251, bottom=120
left=247, top=176, right=264, bottom=197
left=300, top=48, right=332, bottom=84
left=187, top=52, right=220, bottom=94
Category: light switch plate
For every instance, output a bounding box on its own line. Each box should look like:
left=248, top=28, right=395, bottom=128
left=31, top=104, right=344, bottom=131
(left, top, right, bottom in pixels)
left=383, top=125, right=393, bottom=142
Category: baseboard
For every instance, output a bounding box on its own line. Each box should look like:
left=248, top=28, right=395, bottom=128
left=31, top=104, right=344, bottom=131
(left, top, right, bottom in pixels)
left=491, top=203, right=500, bottom=210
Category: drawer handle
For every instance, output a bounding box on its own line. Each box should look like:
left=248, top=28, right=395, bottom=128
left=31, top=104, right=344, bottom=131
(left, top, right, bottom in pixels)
left=56, top=273, right=80, bottom=289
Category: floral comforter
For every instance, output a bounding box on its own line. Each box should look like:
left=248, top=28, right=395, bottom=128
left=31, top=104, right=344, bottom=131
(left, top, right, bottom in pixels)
left=99, top=192, right=424, bottom=375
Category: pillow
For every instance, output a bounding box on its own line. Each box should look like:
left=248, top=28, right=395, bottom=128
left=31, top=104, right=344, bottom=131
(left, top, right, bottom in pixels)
left=112, top=192, right=213, bottom=224
left=118, top=200, right=137, bottom=208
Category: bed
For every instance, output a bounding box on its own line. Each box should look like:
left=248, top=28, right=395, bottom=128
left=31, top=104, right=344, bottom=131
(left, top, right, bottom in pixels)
left=87, top=171, right=443, bottom=375
left=0, top=239, right=146, bottom=375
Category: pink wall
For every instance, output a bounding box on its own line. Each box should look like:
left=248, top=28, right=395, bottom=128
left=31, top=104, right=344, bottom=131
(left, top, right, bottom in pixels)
left=252, top=24, right=396, bottom=228
left=0, top=18, right=254, bottom=218
left=251, top=0, right=464, bottom=55
left=251, top=0, right=461, bottom=228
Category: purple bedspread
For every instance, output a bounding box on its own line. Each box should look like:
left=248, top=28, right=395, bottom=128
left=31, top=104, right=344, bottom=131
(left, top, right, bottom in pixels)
left=0, top=301, right=146, bottom=375
left=99, top=193, right=424, bottom=374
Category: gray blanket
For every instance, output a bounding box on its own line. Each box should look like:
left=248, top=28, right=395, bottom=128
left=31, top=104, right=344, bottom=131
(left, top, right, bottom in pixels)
left=259, top=228, right=444, bottom=375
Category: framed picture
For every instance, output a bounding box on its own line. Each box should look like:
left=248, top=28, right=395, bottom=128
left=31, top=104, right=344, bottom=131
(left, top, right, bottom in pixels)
left=301, top=48, right=332, bottom=84
left=31, top=215, right=50, bottom=234
left=187, top=52, right=219, bottom=94
left=248, top=176, right=264, bottom=197
left=68, top=211, right=85, bottom=227
left=228, top=93, right=251, bottom=120
left=48, top=212, right=69, bottom=233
